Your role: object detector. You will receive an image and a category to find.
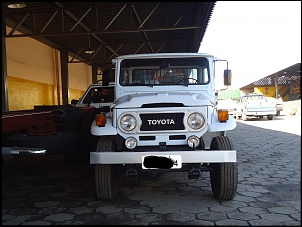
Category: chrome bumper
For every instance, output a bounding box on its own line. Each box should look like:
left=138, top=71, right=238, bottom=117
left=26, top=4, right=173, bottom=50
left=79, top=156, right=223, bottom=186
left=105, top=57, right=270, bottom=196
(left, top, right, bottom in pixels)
left=90, top=150, right=236, bottom=164
left=245, top=110, right=276, bottom=116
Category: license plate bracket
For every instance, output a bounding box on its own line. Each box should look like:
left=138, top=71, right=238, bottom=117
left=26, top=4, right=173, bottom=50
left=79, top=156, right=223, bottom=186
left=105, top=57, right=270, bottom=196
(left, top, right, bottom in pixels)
left=142, top=155, right=182, bottom=169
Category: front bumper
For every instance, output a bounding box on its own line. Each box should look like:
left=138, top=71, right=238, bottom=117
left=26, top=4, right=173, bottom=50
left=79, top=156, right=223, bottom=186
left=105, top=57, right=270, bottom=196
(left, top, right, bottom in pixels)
left=276, top=105, right=283, bottom=112
left=90, top=150, right=236, bottom=165
left=245, top=110, right=276, bottom=116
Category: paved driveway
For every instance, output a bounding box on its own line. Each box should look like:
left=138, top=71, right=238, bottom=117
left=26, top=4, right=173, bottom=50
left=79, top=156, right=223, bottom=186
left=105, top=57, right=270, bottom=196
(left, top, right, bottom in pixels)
left=2, top=115, right=301, bottom=225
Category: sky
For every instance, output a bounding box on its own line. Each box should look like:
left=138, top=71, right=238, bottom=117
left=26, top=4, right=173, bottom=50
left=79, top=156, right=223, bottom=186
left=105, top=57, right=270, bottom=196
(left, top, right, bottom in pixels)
left=198, top=1, right=301, bottom=90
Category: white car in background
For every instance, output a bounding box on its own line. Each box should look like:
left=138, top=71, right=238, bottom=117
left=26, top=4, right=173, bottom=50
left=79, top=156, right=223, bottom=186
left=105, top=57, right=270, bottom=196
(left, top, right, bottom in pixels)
left=235, top=93, right=276, bottom=120
left=216, top=99, right=237, bottom=115
left=72, top=82, right=115, bottom=108
left=266, top=97, right=283, bottom=116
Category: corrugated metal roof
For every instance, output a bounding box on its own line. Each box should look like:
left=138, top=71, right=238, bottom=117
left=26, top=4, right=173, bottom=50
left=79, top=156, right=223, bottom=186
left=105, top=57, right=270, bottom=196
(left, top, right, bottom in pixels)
left=240, top=63, right=301, bottom=89
left=2, top=2, right=216, bottom=67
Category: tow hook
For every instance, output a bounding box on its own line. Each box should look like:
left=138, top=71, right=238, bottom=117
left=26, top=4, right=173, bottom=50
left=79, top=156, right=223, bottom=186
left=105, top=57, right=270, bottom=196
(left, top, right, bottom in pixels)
left=126, top=167, right=138, bottom=179
left=188, top=168, right=201, bottom=180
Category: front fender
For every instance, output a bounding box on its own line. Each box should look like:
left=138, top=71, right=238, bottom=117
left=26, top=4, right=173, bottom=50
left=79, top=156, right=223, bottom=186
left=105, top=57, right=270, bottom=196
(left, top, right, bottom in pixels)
left=208, top=113, right=236, bottom=132
left=90, top=117, right=117, bottom=136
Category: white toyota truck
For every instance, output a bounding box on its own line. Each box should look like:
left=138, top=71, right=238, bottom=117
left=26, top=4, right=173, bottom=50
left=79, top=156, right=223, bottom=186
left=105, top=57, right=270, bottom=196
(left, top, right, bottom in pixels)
left=89, top=53, right=238, bottom=201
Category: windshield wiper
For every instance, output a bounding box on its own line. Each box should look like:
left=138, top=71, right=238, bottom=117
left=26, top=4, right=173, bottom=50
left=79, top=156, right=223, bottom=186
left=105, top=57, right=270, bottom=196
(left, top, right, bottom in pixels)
left=131, top=83, right=155, bottom=87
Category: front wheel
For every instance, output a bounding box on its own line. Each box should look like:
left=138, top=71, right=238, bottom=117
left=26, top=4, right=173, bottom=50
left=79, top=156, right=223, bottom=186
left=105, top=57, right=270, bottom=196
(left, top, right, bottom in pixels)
left=95, top=137, right=117, bottom=200
left=210, top=136, right=238, bottom=201
left=267, top=115, right=273, bottom=120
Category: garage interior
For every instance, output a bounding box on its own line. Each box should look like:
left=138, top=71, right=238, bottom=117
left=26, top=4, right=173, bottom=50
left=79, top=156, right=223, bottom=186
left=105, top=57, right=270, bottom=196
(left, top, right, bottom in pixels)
left=2, top=2, right=216, bottom=111
left=2, top=2, right=300, bottom=112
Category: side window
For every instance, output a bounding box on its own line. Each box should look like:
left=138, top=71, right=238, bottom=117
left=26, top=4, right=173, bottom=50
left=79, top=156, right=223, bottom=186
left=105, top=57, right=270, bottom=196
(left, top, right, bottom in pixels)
left=82, top=89, right=94, bottom=104
left=202, top=68, right=209, bottom=83
left=188, top=69, right=197, bottom=80
left=102, top=87, right=115, bottom=102
left=121, top=69, right=129, bottom=85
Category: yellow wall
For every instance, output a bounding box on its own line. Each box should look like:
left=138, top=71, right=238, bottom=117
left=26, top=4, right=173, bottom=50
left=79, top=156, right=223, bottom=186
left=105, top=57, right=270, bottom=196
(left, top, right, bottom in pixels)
left=5, top=26, right=92, bottom=110
left=254, top=86, right=281, bottom=97
left=69, top=89, right=86, bottom=102
left=7, top=77, right=54, bottom=110
left=7, top=76, right=85, bottom=111
left=254, top=86, right=290, bottom=101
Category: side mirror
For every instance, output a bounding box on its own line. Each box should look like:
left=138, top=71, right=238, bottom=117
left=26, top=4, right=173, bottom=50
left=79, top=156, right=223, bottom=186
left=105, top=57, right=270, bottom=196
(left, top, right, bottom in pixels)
left=224, top=69, right=232, bottom=86
left=102, top=69, right=110, bottom=86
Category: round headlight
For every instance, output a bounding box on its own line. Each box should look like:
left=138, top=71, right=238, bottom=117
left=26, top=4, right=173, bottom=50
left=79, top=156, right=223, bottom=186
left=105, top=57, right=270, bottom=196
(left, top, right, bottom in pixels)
left=187, top=112, right=205, bottom=130
left=120, top=114, right=137, bottom=131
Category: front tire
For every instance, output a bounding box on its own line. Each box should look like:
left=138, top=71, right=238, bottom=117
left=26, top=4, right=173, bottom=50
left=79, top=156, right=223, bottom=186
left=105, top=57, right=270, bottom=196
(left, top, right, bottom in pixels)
left=79, top=109, right=99, bottom=165
left=95, top=137, right=117, bottom=200
left=210, top=136, right=238, bottom=201
left=267, top=115, right=273, bottom=120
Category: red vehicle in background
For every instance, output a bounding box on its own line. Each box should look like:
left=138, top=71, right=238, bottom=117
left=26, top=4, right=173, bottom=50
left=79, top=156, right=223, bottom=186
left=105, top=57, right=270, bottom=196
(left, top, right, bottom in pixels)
left=2, top=80, right=114, bottom=165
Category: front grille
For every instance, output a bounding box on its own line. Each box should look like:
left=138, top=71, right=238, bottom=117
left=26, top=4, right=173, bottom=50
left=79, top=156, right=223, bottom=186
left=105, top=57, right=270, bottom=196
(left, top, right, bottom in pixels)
left=140, top=113, right=185, bottom=131
left=139, top=136, right=156, bottom=140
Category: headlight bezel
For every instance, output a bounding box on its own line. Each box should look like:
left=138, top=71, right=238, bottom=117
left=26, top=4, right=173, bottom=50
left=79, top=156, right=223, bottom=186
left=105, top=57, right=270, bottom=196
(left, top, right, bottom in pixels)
left=125, top=137, right=138, bottom=149
left=187, top=112, right=206, bottom=130
left=119, top=113, right=137, bottom=132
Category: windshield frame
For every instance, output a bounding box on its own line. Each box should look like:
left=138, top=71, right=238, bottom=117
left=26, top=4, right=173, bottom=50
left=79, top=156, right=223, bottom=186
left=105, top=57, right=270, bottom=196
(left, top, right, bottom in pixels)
left=119, top=57, right=210, bottom=87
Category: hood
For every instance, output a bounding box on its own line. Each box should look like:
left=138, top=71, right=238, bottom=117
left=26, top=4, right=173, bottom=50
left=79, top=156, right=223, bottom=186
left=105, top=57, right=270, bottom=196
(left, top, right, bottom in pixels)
left=114, top=92, right=214, bottom=108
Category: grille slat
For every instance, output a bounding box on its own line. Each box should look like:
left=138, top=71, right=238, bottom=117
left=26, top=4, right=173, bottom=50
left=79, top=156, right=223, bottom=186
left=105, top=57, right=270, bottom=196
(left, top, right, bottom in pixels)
left=140, top=113, right=185, bottom=131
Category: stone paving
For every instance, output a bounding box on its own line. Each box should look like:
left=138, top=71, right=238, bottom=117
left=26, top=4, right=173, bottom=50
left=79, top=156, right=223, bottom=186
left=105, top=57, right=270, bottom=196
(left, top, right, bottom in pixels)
left=2, top=114, right=301, bottom=225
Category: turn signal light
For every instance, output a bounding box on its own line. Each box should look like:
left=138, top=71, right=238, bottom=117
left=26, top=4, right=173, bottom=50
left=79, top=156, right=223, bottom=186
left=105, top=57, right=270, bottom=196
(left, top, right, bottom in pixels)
left=218, top=109, right=229, bottom=122
left=95, top=113, right=106, bottom=127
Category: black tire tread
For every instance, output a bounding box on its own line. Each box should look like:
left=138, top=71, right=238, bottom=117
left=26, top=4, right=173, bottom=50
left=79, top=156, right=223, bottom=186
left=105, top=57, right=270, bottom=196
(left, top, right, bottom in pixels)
left=79, top=109, right=99, bottom=164
left=210, top=136, right=238, bottom=201
left=95, top=137, right=117, bottom=200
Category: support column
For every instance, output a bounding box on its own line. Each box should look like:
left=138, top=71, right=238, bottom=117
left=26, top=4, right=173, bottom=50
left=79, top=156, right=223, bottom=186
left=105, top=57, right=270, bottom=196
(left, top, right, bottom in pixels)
left=2, top=14, right=9, bottom=112
left=275, top=73, right=278, bottom=99
left=92, top=64, right=98, bottom=83
left=60, top=49, right=69, bottom=105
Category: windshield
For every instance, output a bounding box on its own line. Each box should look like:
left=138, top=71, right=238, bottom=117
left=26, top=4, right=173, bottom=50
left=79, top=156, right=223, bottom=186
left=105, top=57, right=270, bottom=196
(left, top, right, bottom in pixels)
left=82, top=86, right=114, bottom=104
left=119, top=57, right=209, bottom=86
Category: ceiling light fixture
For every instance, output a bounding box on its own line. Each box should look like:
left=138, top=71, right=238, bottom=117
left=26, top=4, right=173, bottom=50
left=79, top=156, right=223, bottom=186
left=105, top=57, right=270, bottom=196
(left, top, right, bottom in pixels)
left=7, top=2, right=26, bottom=9
left=85, top=49, right=95, bottom=55
left=85, top=34, right=95, bottom=54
